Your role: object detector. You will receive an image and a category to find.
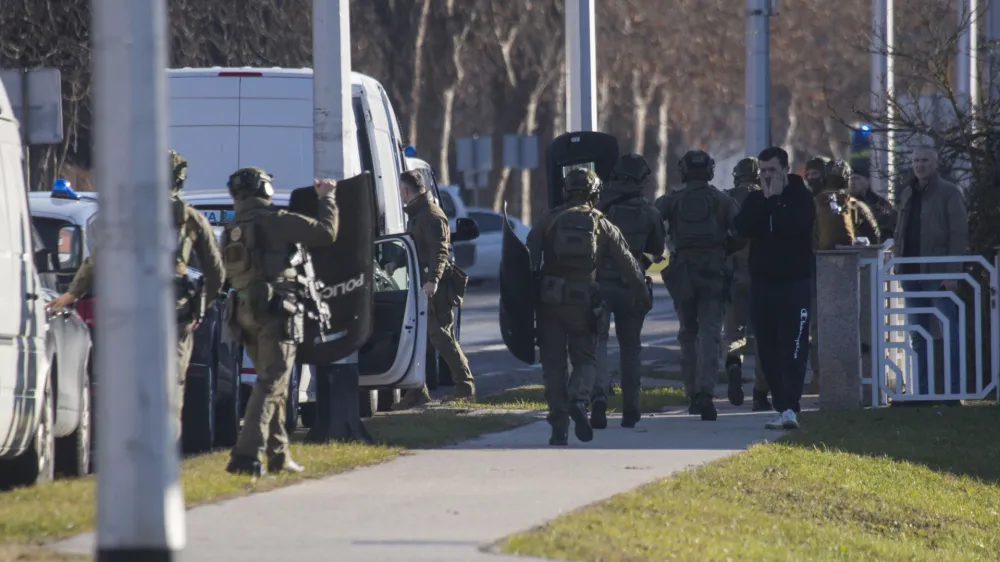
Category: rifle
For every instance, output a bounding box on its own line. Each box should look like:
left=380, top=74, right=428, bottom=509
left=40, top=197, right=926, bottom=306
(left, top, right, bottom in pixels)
left=288, top=244, right=333, bottom=338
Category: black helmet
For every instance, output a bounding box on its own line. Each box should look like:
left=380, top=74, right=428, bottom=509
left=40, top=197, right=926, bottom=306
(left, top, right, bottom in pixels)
left=563, top=168, right=602, bottom=198
left=169, top=149, right=188, bottom=193
left=227, top=167, right=275, bottom=199
left=612, top=153, right=652, bottom=182
left=678, top=150, right=715, bottom=182
left=732, top=157, right=759, bottom=184
left=823, top=159, right=851, bottom=191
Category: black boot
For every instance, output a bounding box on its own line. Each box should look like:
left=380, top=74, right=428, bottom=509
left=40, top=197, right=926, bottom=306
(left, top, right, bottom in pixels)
left=688, top=396, right=702, bottom=416
left=226, top=454, right=264, bottom=477
left=699, top=393, right=718, bottom=421
left=568, top=400, right=594, bottom=443
left=590, top=396, right=608, bottom=430
left=752, top=390, right=772, bottom=412
left=621, top=411, right=641, bottom=428
left=726, top=359, right=745, bottom=407
left=549, top=426, right=569, bottom=446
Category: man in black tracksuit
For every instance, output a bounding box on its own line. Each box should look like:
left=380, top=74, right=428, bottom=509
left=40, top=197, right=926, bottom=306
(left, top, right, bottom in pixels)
left=733, top=147, right=815, bottom=430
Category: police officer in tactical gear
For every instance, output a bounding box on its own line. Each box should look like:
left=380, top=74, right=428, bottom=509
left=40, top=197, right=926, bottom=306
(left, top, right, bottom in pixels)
left=804, top=157, right=827, bottom=195
left=223, top=167, right=339, bottom=476
left=527, top=169, right=650, bottom=445
left=47, top=150, right=225, bottom=442
left=591, top=153, right=665, bottom=429
left=848, top=162, right=896, bottom=241
left=656, top=150, right=744, bottom=421
left=723, top=158, right=771, bottom=411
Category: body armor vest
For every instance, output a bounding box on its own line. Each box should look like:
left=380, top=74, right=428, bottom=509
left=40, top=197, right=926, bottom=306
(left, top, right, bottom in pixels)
left=597, top=200, right=650, bottom=281
left=542, top=205, right=600, bottom=281
left=670, top=184, right=726, bottom=252
left=222, top=207, right=297, bottom=293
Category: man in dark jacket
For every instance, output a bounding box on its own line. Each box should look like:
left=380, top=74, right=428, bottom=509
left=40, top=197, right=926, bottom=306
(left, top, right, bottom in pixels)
left=734, top=147, right=815, bottom=430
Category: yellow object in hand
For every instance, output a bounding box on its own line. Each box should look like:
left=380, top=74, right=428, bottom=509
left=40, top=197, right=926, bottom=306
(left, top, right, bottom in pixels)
left=645, top=253, right=668, bottom=274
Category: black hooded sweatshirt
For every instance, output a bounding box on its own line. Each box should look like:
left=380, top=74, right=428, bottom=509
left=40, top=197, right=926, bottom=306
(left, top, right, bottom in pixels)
left=733, top=174, right=815, bottom=282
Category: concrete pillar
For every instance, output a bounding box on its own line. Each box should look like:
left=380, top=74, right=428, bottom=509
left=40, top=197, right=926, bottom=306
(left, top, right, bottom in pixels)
left=816, top=250, right=863, bottom=410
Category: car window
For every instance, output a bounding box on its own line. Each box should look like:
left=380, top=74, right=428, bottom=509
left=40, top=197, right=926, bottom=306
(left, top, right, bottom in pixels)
left=30, top=224, right=58, bottom=292
left=438, top=191, right=457, bottom=219
left=468, top=211, right=504, bottom=233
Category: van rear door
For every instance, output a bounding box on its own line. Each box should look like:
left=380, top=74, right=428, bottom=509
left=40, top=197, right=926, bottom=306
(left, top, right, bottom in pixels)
left=237, top=75, right=314, bottom=191
left=168, top=75, right=240, bottom=192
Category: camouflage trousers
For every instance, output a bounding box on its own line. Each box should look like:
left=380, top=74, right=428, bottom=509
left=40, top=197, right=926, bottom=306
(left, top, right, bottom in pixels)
left=538, top=303, right=598, bottom=430
left=594, top=284, right=645, bottom=415
left=674, top=290, right=726, bottom=399
left=174, top=321, right=195, bottom=441
left=232, top=306, right=295, bottom=462
left=722, top=281, right=768, bottom=393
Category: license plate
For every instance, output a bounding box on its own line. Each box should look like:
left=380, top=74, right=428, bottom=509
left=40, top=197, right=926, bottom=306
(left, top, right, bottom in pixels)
left=199, top=209, right=235, bottom=225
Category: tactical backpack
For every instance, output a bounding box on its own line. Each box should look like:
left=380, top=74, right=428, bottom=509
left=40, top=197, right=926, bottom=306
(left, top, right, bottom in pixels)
left=670, top=185, right=726, bottom=251
left=813, top=190, right=855, bottom=251
left=548, top=206, right=599, bottom=273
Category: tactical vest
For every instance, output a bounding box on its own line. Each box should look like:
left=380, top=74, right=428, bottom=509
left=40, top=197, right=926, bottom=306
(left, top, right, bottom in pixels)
left=814, top=190, right=855, bottom=251
left=597, top=198, right=650, bottom=281
left=221, top=207, right=297, bottom=293
left=173, top=198, right=194, bottom=278
left=670, top=184, right=726, bottom=251
left=542, top=205, right=599, bottom=281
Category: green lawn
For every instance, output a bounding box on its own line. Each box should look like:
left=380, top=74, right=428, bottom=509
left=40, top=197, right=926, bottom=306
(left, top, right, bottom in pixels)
left=500, top=404, right=1000, bottom=562
left=474, top=384, right=687, bottom=413
left=0, top=410, right=530, bottom=556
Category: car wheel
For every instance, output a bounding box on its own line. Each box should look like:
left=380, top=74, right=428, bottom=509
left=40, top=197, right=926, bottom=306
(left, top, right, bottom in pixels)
left=181, top=368, right=215, bottom=455
left=299, top=402, right=316, bottom=429
left=0, top=374, right=55, bottom=488
left=376, top=388, right=401, bottom=412
left=285, top=364, right=300, bottom=433
left=359, top=389, right=378, bottom=419
left=56, top=372, right=92, bottom=477
left=425, top=344, right=440, bottom=390
left=213, top=369, right=240, bottom=449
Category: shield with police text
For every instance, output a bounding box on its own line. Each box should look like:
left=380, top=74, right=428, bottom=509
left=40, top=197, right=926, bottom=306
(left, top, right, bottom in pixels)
left=545, top=131, right=619, bottom=210
left=289, top=172, right=376, bottom=365
left=499, top=208, right=536, bottom=365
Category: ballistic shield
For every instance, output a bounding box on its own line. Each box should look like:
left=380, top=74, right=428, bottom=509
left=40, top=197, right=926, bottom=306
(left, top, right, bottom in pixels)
left=499, top=206, right=536, bottom=365
left=545, top=131, right=619, bottom=209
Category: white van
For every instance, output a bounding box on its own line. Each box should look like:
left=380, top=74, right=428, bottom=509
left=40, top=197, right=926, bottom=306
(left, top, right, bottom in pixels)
left=166, top=67, right=464, bottom=422
left=0, top=81, right=57, bottom=486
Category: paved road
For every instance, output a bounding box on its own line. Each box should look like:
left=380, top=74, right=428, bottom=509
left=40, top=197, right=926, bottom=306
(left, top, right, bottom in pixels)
left=453, top=280, right=681, bottom=396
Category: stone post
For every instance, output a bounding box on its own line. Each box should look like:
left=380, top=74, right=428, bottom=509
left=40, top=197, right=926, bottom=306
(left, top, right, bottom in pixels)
left=816, top=249, right=863, bottom=409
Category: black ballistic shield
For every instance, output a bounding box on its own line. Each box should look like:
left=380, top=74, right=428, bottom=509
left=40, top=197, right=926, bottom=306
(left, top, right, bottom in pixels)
left=545, top=131, right=620, bottom=209
left=499, top=209, right=537, bottom=365
left=288, top=172, right=376, bottom=364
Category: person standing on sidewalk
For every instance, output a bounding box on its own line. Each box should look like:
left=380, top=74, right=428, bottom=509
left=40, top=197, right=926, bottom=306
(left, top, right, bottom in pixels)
left=394, top=170, right=476, bottom=409
left=722, top=157, right=771, bottom=411
left=733, top=147, right=815, bottom=430
left=528, top=169, right=650, bottom=445
left=591, top=153, right=666, bottom=430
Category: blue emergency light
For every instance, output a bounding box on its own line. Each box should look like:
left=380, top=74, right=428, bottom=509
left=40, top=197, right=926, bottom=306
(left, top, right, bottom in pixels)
left=51, top=178, right=80, bottom=200
left=404, top=145, right=417, bottom=157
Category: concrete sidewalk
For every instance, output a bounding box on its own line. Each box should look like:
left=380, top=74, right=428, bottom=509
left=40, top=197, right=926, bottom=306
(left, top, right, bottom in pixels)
left=55, top=404, right=779, bottom=562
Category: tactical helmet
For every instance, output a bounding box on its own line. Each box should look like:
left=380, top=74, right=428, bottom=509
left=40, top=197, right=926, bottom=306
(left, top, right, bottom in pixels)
left=169, top=149, right=188, bottom=193
left=563, top=168, right=602, bottom=198
left=823, top=159, right=852, bottom=191
left=805, top=157, right=827, bottom=174
left=227, top=167, right=275, bottom=199
left=612, top=153, right=652, bottom=182
left=678, top=150, right=715, bottom=181
left=732, top=157, right=759, bottom=184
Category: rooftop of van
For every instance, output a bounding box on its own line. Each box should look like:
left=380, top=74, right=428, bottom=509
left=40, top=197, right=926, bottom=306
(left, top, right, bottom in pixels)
left=28, top=190, right=100, bottom=224
left=167, top=67, right=381, bottom=87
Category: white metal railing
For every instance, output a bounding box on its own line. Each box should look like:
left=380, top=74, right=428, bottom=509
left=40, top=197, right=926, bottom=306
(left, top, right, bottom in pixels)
left=860, top=240, right=1000, bottom=405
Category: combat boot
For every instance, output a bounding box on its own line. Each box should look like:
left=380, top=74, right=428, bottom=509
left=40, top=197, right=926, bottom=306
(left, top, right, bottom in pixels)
left=726, top=360, right=745, bottom=407
left=267, top=453, right=305, bottom=474
left=688, top=396, right=702, bottom=416
left=698, top=393, right=718, bottom=421
left=549, top=426, right=569, bottom=446
left=621, top=411, right=641, bottom=428
left=226, top=454, right=265, bottom=477
left=590, top=396, right=608, bottom=429
left=393, top=388, right=431, bottom=411
left=752, top=390, right=773, bottom=412
left=568, top=400, right=594, bottom=443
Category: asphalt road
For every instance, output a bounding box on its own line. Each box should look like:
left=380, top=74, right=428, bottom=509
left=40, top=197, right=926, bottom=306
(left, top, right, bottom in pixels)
left=452, top=279, right=681, bottom=397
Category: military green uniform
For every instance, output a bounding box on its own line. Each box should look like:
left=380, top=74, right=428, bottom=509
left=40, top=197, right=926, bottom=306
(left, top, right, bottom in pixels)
left=67, top=256, right=94, bottom=300
left=222, top=167, right=338, bottom=475
left=403, top=190, right=474, bottom=401
left=656, top=150, right=743, bottom=420
left=722, top=158, right=769, bottom=410
left=527, top=169, right=650, bottom=445
left=592, top=154, right=665, bottom=428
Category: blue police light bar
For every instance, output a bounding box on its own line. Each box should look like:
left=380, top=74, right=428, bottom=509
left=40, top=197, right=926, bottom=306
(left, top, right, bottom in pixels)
left=51, top=178, right=80, bottom=200
left=404, top=145, right=417, bottom=157
left=860, top=124, right=871, bottom=132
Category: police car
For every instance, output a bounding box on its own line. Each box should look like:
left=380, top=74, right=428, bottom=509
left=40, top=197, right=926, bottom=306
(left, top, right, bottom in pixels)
left=28, top=181, right=243, bottom=455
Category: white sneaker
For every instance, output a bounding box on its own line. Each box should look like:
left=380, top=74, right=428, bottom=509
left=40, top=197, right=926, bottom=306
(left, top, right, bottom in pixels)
left=781, top=409, right=799, bottom=429
left=764, top=413, right=785, bottom=429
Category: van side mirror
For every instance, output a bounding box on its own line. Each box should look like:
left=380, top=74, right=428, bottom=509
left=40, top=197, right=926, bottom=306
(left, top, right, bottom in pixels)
left=34, top=248, right=57, bottom=273
left=56, top=225, right=83, bottom=271
left=452, top=217, right=479, bottom=242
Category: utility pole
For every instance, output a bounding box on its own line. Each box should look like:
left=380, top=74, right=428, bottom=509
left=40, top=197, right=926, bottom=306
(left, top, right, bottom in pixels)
left=871, top=0, right=895, bottom=199
left=989, top=0, right=1000, bottom=108
left=565, top=0, right=597, bottom=132
left=307, top=0, right=371, bottom=444
left=957, top=0, right=974, bottom=115
left=92, top=0, right=185, bottom=559
left=745, top=0, right=774, bottom=157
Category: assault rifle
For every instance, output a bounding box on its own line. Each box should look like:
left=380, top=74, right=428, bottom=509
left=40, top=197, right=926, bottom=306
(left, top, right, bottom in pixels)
left=289, top=244, right=333, bottom=338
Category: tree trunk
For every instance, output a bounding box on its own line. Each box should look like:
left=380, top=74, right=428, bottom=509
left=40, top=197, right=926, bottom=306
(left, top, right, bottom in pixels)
left=597, top=76, right=611, bottom=131
left=781, top=94, right=799, bottom=167
left=406, top=0, right=432, bottom=147
left=823, top=116, right=845, bottom=160
left=654, top=91, right=671, bottom=199
left=519, top=93, right=541, bottom=224
left=438, top=86, right=456, bottom=185
left=554, top=70, right=566, bottom=135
